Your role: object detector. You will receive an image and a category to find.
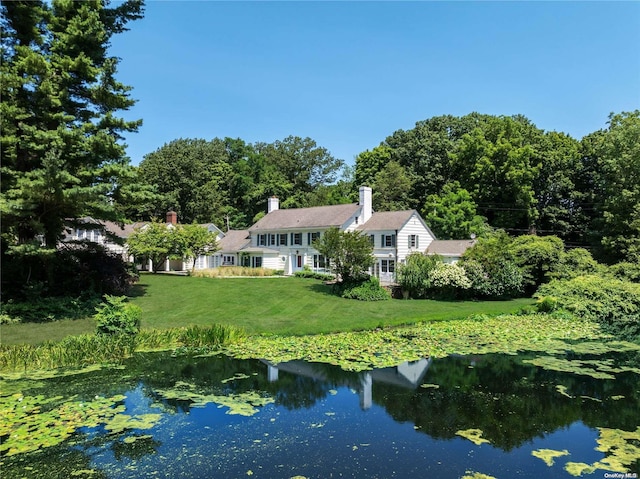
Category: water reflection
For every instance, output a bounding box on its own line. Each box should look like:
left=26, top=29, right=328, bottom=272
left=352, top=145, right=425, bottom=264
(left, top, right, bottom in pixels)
left=264, top=358, right=432, bottom=410
left=2, top=349, right=639, bottom=478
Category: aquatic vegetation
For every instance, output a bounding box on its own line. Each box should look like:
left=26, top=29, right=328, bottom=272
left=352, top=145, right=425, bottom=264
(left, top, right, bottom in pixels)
left=531, top=448, right=570, bottom=466
left=225, top=314, right=606, bottom=371
left=461, top=472, right=496, bottom=479
left=456, top=428, right=490, bottom=446
left=523, top=355, right=640, bottom=380
left=565, top=462, right=596, bottom=476
left=0, top=393, right=127, bottom=456
left=593, top=427, right=640, bottom=472
left=556, top=385, right=573, bottom=398
left=562, top=427, right=640, bottom=476
left=154, top=383, right=274, bottom=416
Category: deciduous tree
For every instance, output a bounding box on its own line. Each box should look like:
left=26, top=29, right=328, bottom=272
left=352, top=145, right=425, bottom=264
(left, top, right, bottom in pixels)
left=312, top=227, right=374, bottom=284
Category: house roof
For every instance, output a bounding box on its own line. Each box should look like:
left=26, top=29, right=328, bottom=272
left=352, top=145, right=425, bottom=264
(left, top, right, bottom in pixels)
left=217, top=229, right=251, bottom=253
left=356, top=210, right=416, bottom=231
left=425, top=239, right=476, bottom=257
left=66, top=217, right=223, bottom=241
left=249, top=203, right=360, bottom=231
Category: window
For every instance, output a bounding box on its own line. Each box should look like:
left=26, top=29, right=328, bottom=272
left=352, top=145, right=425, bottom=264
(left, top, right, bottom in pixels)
left=355, top=216, right=359, bottom=225
left=223, top=255, right=235, bottom=266
left=308, top=232, right=320, bottom=245
left=409, top=234, right=419, bottom=249
left=258, top=234, right=266, bottom=246
left=268, top=234, right=276, bottom=246
left=313, top=254, right=328, bottom=271
left=252, top=256, right=262, bottom=268
left=383, top=234, right=396, bottom=247
left=381, top=259, right=395, bottom=273
left=291, top=233, right=302, bottom=245
left=278, top=234, right=288, bottom=246
left=369, top=235, right=375, bottom=246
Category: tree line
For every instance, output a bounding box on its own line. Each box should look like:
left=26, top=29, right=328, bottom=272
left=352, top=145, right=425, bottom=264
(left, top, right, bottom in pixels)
left=133, top=111, right=639, bottom=265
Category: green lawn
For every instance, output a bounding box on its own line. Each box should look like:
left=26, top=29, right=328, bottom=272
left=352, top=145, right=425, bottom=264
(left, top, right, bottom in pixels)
left=1, top=274, right=534, bottom=345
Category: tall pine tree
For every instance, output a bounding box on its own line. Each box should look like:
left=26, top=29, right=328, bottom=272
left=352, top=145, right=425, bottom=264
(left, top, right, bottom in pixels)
left=1, top=0, right=144, bottom=256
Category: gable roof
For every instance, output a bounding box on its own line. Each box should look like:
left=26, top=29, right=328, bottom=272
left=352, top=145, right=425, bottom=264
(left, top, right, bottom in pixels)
left=356, top=210, right=416, bottom=231
left=356, top=210, right=437, bottom=240
left=425, top=239, right=476, bottom=257
left=250, top=203, right=360, bottom=231
left=218, top=229, right=251, bottom=253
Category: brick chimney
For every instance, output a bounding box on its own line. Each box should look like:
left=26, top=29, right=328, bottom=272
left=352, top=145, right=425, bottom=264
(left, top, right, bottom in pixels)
left=166, top=210, right=178, bottom=225
left=267, top=196, right=279, bottom=213
left=359, top=186, right=372, bottom=223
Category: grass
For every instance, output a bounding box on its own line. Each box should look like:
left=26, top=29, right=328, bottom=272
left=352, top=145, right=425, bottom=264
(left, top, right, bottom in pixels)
left=1, top=274, right=534, bottom=345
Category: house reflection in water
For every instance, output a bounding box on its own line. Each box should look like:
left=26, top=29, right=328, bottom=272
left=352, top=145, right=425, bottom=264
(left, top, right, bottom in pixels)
left=262, top=358, right=432, bottom=410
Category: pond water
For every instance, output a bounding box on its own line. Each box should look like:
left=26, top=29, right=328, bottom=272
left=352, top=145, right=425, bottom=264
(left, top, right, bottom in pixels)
left=1, top=347, right=639, bottom=479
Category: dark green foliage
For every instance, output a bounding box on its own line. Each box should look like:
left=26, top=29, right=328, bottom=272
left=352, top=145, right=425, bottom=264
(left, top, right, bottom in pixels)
left=138, top=136, right=347, bottom=228
left=509, top=235, right=564, bottom=293
left=535, top=276, right=640, bottom=341
left=95, top=295, right=141, bottom=336
left=1, top=0, right=144, bottom=248
left=1, top=242, right=137, bottom=303
left=1, top=295, right=100, bottom=324
left=1, top=0, right=144, bottom=298
left=339, top=277, right=390, bottom=301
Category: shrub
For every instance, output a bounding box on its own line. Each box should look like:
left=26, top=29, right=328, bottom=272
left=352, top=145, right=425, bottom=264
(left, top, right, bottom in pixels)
left=94, top=295, right=141, bottom=336
left=294, top=270, right=335, bottom=281
left=535, top=275, right=640, bottom=340
left=396, top=253, right=441, bottom=299
left=509, top=235, right=564, bottom=293
left=340, top=277, right=391, bottom=301
left=550, top=248, right=604, bottom=281
left=609, top=262, right=640, bottom=283
left=1, top=294, right=101, bottom=323
left=427, top=263, right=471, bottom=299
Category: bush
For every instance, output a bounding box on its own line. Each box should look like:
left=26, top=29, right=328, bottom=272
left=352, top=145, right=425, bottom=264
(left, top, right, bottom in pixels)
left=550, top=248, right=604, bottom=281
left=294, top=270, right=335, bottom=281
left=396, top=253, right=441, bottom=299
left=94, top=295, right=141, bottom=336
left=535, top=275, right=640, bottom=340
left=509, top=235, right=564, bottom=293
left=609, top=262, right=640, bottom=283
left=1, top=294, right=101, bottom=323
left=340, top=277, right=391, bottom=301
left=1, top=242, right=137, bottom=302
left=427, top=263, right=471, bottom=299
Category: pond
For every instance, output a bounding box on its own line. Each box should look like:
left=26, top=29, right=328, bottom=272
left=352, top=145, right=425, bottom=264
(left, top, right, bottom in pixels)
left=1, top=346, right=639, bottom=479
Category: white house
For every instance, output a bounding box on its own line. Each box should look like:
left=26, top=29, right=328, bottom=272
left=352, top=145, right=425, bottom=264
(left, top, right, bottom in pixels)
left=223, top=186, right=436, bottom=283
left=65, top=187, right=438, bottom=281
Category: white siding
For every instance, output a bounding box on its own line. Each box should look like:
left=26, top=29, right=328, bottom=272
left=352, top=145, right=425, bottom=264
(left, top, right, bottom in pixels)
left=397, top=213, right=434, bottom=262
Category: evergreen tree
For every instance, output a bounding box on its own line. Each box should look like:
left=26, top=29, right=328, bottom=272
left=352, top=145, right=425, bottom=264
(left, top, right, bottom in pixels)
left=1, top=0, right=144, bottom=255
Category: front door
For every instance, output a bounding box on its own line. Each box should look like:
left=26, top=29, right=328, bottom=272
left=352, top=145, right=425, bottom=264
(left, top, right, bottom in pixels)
left=297, top=255, right=303, bottom=268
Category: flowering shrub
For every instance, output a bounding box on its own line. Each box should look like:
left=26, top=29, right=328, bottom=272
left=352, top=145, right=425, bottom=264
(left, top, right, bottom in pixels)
left=428, top=263, right=471, bottom=299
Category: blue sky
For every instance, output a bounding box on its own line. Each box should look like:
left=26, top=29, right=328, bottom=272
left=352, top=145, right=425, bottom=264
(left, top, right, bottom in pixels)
left=110, top=1, right=640, bottom=167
